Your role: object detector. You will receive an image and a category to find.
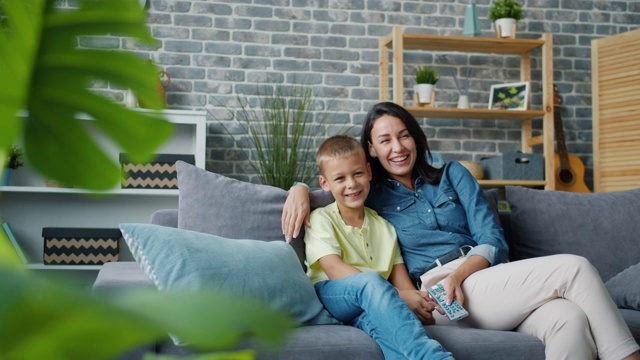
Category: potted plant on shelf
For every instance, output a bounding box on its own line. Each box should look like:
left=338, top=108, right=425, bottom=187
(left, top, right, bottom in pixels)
left=414, top=66, right=439, bottom=105
left=2, top=145, right=24, bottom=186
left=488, top=0, right=524, bottom=38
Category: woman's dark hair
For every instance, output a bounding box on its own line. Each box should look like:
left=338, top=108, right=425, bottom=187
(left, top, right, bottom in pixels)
left=360, top=102, right=444, bottom=186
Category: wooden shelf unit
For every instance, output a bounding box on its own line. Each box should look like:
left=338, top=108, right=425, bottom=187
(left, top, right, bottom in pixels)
left=379, top=26, right=555, bottom=190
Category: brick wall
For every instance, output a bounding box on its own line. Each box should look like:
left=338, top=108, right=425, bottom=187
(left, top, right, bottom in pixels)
left=76, top=0, right=640, bottom=189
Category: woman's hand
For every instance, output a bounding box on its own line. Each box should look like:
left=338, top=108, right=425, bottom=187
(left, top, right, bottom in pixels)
left=443, top=255, right=490, bottom=305
left=398, top=289, right=443, bottom=325
left=281, top=184, right=311, bottom=242
left=443, top=273, right=465, bottom=306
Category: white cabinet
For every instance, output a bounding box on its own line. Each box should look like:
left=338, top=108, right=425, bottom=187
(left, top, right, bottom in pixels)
left=0, top=109, right=206, bottom=277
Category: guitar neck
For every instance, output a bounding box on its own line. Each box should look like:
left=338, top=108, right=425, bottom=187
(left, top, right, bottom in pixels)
left=553, top=107, right=571, bottom=170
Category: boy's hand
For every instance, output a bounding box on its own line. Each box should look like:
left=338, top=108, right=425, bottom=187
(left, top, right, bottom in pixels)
left=398, top=290, right=443, bottom=325
left=282, top=184, right=311, bottom=243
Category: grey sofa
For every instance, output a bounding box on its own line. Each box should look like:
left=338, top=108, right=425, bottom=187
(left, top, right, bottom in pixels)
left=94, top=163, right=640, bottom=359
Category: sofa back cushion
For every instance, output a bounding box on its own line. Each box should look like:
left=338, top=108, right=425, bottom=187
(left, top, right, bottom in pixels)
left=176, top=161, right=335, bottom=268
left=176, top=161, right=303, bottom=262
left=505, top=186, right=640, bottom=281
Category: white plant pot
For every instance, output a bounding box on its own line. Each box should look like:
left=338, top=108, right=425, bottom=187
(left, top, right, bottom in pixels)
left=414, top=84, right=434, bottom=104
left=495, top=18, right=516, bottom=38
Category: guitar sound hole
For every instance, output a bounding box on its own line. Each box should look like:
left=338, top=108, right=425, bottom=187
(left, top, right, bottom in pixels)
left=559, top=169, right=574, bottom=184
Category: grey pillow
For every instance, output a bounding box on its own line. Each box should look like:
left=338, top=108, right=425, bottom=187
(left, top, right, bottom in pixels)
left=505, top=186, right=640, bottom=281
left=176, top=161, right=307, bottom=265
left=605, top=263, right=640, bottom=311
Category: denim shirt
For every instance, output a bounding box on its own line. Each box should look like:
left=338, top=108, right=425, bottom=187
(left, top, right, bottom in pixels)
left=365, top=161, right=509, bottom=284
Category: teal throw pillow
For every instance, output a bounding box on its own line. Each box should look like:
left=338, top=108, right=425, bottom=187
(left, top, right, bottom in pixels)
left=120, top=223, right=337, bottom=326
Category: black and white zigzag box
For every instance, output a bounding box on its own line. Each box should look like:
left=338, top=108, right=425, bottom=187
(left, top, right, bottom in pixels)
left=120, top=153, right=195, bottom=189
left=42, top=228, right=121, bottom=265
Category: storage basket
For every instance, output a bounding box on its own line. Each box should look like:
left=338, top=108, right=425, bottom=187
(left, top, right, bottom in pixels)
left=480, top=153, right=544, bottom=180
left=120, top=153, right=195, bottom=189
left=43, top=227, right=120, bottom=265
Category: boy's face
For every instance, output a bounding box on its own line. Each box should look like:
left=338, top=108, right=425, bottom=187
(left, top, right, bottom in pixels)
left=319, top=151, right=372, bottom=213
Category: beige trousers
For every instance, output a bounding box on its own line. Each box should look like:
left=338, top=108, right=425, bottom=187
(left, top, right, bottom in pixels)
left=420, top=254, right=640, bottom=360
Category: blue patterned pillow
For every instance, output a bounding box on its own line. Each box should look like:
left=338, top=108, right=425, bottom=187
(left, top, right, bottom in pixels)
left=120, top=223, right=337, bottom=326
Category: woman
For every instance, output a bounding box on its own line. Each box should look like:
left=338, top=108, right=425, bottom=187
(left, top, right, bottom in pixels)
left=282, top=102, right=640, bottom=360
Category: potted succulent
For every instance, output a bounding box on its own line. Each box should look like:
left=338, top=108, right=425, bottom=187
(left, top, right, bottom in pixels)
left=414, top=66, right=439, bottom=104
left=488, top=0, right=524, bottom=38
left=2, top=145, right=24, bottom=186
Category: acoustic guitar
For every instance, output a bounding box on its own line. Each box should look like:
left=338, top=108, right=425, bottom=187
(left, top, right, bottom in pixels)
left=553, top=86, right=590, bottom=192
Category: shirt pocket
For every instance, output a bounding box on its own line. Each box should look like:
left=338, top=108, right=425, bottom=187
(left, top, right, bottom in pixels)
left=377, top=197, right=424, bottom=230
left=433, top=190, right=467, bottom=229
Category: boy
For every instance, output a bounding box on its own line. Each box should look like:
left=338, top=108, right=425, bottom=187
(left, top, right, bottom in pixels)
left=304, top=135, right=453, bottom=360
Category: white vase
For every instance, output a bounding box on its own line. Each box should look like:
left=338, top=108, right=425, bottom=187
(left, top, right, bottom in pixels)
left=414, top=84, right=434, bottom=104
left=457, top=95, right=470, bottom=109
left=495, top=18, right=516, bottom=38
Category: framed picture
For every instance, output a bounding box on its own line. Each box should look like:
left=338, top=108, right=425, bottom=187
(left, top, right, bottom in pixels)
left=488, top=81, right=529, bottom=110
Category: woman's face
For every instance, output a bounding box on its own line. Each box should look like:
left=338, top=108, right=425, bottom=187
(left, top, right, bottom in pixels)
left=368, top=114, right=417, bottom=189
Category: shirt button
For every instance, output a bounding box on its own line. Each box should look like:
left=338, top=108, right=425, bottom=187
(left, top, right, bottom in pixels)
left=418, top=189, right=422, bottom=193
left=397, top=206, right=401, bottom=211
left=366, top=243, right=369, bottom=247
left=449, top=196, right=453, bottom=200
left=428, top=209, right=432, bottom=212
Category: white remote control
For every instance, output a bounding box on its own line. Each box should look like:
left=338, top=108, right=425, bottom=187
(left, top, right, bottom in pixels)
left=427, top=283, right=469, bottom=321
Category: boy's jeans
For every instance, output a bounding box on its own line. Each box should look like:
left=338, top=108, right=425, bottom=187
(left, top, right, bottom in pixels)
left=314, top=272, right=453, bottom=360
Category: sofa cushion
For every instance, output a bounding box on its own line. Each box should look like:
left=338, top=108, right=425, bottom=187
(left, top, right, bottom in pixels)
left=505, top=186, right=640, bottom=281
left=605, top=263, right=640, bottom=311
left=619, top=309, right=640, bottom=344
left=156, top=324, right=384, bottom=360
left=119, top=223, right=337, bottom=327
left=176, top=161, right=308, bottom=266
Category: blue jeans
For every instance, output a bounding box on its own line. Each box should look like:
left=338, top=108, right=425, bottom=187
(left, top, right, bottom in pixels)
left=314, top=272, right=453, bottom=360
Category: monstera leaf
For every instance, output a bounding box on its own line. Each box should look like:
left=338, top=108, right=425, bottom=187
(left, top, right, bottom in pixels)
left=0, top=269, right=294, bottom=360
left=0, top=1, right=293, bottom=359
left=0, top=0, right=173, bottom=190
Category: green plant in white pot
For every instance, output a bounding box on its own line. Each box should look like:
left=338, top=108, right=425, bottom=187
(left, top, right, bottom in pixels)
left=1, top=145, right=24, bottom=186
left=414, top=66, right=439, bottom=104
left=488, top=0, right=524, bottom=38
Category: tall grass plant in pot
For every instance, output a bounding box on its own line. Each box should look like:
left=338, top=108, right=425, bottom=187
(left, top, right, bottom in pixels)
left=215, top=82, right=329, bottom=190
left=414, top=66, right=439, bottom=104
left=488, top=0, right=524, bottom=38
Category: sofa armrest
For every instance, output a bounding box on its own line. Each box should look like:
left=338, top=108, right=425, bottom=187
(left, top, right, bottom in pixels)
left=92, top=262, right=154, bottom=293
left=150, top=209, right=178, bottom=228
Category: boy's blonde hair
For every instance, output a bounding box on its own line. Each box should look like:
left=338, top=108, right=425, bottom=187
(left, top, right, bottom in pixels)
left=316, top=135, right=364, bottom=175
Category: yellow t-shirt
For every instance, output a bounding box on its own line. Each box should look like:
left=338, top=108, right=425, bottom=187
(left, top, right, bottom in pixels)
left=304, top=202, right=404, bottom=285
